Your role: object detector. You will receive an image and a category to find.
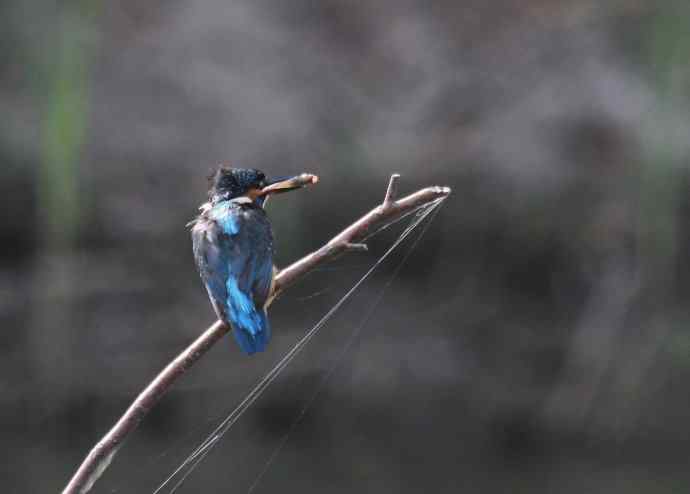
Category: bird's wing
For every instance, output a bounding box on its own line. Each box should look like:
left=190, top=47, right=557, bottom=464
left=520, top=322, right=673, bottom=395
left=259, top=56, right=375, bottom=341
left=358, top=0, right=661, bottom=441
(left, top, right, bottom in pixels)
left=192, top=218, right=231, bottom=320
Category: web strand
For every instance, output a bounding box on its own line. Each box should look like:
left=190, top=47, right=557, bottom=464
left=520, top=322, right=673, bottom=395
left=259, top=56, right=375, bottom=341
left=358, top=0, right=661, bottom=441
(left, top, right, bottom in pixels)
left=152, top=197, right=447, bottom=494
left=246, top=198, right=444, bottom=494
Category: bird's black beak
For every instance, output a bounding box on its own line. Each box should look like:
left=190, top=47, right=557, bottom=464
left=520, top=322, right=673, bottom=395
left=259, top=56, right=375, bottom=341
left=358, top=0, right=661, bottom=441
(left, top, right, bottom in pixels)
left=260, top=173, right=319, bottom=196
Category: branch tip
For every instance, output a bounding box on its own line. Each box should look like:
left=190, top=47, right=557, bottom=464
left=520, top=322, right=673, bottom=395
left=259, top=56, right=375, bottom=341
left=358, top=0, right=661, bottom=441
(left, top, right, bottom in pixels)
left=383, top=174, right=401, bottom=207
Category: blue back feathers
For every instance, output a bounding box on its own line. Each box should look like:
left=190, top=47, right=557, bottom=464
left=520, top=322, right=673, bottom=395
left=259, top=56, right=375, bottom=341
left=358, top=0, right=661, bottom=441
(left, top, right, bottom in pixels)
left=192, top=199, right=274, bottom=354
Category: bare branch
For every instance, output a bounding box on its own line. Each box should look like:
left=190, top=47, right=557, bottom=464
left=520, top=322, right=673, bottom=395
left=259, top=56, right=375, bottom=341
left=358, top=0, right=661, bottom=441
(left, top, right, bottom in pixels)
left=62, top=320, right=229, bottom=494
left=61, top=175, right=450, bottom=494
left=272, top=179, right=450, bottom=298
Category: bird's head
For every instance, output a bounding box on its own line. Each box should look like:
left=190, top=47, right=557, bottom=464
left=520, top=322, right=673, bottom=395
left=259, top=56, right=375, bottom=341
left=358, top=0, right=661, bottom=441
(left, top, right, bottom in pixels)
left=209, top=166, right=318, bottom=205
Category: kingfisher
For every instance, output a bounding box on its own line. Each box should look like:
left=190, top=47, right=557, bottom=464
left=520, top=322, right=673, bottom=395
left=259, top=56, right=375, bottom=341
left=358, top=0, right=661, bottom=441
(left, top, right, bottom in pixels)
left=190, top=166, right=318, bottom=355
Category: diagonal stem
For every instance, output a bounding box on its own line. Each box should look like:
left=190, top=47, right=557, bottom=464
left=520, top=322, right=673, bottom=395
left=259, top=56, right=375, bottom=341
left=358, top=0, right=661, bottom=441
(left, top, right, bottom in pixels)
left=60, top=175, right=451, bottom=494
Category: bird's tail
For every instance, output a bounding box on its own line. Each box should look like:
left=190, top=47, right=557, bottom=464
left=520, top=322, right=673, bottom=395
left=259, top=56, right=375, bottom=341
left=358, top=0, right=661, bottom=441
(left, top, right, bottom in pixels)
left=223, top=278, right=272, bottom=354
left=231, top=309, right=271, bottom=355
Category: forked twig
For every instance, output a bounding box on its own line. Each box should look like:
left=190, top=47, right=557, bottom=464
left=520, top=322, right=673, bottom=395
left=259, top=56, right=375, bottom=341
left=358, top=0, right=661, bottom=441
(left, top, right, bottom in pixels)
left=61, top=174, right=451, bottom=494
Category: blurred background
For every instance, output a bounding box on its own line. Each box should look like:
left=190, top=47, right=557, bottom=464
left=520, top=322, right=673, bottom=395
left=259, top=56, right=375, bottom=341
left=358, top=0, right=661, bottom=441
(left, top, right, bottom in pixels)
left=3, top=0, right=690, bottom=492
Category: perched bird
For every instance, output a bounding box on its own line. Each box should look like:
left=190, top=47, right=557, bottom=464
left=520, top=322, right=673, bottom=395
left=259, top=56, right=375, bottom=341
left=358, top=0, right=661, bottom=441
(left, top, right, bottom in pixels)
left=190, top=166, right=318, bottom=354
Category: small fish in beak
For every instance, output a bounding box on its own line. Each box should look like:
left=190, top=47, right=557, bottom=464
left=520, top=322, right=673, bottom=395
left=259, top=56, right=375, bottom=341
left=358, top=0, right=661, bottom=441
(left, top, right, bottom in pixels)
left=260, top=173, right=319, bottom=196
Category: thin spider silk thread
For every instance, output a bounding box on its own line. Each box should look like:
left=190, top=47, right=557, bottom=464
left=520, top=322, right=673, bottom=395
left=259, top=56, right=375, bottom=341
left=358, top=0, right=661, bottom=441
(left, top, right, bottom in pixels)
left=156, top=199, right=444, bottom=494
left=288, top=201, right=441, bottom=302
left=169, top=198, right=436, bottom=480
left=108, top=199, right=443, bottom=494
left=153, top=197, right=446, bottom=494
left=246, top=199, right=444, bottom=494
